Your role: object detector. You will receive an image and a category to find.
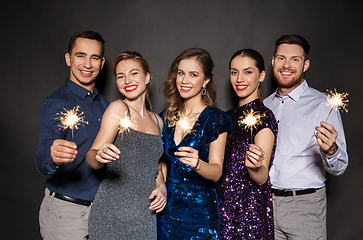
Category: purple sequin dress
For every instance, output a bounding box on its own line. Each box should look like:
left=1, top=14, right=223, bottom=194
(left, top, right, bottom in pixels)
left=216, top=99, right=278, bottom=240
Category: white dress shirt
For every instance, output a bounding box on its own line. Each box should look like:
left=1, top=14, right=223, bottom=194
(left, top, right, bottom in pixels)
left=264, top=80, right=348, bottom=189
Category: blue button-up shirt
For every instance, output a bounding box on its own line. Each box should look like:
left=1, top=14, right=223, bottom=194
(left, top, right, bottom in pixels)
left=36, top=79, right=109, bottom=201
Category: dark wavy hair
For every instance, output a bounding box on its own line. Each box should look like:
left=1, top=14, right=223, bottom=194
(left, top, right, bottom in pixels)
left=112, top=51, right=152, bottom=110
left=163, top=48, right=216, bottom=121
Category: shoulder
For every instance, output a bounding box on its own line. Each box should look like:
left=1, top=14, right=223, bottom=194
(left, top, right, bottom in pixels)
left=104, top=100, right=129, bottom=117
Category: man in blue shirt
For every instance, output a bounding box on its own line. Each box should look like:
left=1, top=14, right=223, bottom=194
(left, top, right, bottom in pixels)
left=36, top=30, right=109, bottom=239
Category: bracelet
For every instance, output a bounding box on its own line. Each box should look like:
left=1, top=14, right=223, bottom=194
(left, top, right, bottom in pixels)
left=194, top=159, right=200, bottom=169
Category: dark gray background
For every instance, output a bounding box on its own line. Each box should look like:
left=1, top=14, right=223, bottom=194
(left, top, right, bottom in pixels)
left=1, top=1, right=362, bottom=239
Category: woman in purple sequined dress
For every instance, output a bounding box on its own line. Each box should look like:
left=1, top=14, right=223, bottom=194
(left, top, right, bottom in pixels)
left=216, top=49, right=278, bottom=239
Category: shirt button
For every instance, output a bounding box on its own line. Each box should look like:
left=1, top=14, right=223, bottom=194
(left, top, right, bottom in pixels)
left=282, top=100, right=284, bottom=104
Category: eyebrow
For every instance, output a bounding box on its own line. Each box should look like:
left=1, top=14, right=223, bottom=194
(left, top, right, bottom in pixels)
left=275, top=54, right=303, bottom=59
left=74, top=52, right=102, bottom=59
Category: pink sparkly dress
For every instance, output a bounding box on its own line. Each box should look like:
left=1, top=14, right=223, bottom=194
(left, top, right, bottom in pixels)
left=216, top=99, right=278, bottom=239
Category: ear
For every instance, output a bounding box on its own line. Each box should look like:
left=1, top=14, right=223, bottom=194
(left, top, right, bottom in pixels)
left=271, top=56, right=275, bottom=67
left=203, top=78, right=211, bottom=88
left=259, top=71, right=266, bottom=83
left=65, top=53, right=71, bottom=67
left=145, top=73, right=151, bottom=84
left=303, top=59, right=310, bottom=72
left=100, top=57, right=105, bottom=70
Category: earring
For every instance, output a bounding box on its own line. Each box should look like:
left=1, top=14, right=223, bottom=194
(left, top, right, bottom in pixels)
left=201, top=85, right=207, bottom=96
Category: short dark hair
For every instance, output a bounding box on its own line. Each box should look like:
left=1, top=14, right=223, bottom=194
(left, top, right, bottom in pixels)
left=274, top=34, right=310, bottom=60
left=229, top=48, right=265, bottom=73
left=68, top=30, right=105, bottom=56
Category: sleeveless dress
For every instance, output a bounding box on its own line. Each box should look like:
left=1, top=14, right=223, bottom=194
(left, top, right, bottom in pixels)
left=216, top=99, right=278, bottom=240
left=88, top=105, right=163, bottom=240
left=157, top=106, right=234, bottom=240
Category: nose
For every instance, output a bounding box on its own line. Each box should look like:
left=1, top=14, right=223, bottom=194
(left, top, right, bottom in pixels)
left=236, top=73, right=244, bottom=83
left=283, top=59, right=291, bottom=68
left=84, top=57, right=92, bottom=69
left=180, top=75, right=188, bottom=84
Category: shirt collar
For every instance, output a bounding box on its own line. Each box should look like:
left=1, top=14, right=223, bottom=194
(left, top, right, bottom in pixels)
left=272, top=79, right=308, bottom=102
left=65, top=78, right=99, bottom=100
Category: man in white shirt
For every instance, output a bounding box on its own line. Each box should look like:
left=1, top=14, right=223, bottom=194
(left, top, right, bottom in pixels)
left=264, top=34, right=348, bottom=240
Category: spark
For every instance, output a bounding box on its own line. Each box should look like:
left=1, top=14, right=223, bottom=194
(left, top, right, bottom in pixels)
left=238, top=109, right=264, bottom=143
left=170, top=113, right=195, bottom=135
left=56, top=105, right=88, bottom=141
left=325, top=89, right=349, bottom=120
left=117, top=112, right=134, bottom=133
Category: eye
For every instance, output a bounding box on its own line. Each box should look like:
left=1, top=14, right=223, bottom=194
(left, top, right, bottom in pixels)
left=292, top=58, right=299, bottom=62
left=245, top=70, right=252, bottom=74
left=92, top=56, right=100, bottom=61
left=131, top=72, right=138, bottom=76
left=177, top=71, right=184, bottom=76
left=190, top=73, right=198, bottom=77
left=117, top=75, right=124, bottom=80
left=230, top=70, right=237, bottom=75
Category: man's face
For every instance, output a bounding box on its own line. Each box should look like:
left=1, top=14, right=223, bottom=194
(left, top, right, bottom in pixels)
left=65, top=38, right=105, bottom=91
left=272, top=44, right=310, bottom=94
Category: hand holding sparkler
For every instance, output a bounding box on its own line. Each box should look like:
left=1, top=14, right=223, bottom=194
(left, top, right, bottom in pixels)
left=174, top=146, right=200, bottom=169
left=50, top=139, right=78, bottom=165
left=315, top=121, right=339, bottom=156
left=95, top=142, right=121, bottom=164
left=245, top=144, right=265, bottom=170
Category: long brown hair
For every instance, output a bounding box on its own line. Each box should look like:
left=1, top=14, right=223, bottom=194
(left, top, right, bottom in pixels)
left=112, top=51, right=152, bottom=110
left=163, top=48, right=216, bottom=121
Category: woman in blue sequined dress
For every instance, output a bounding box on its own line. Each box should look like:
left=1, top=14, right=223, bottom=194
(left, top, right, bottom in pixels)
left=216, top=49, right=278, bottom=239
left=157, top=48, right=233, bottom=239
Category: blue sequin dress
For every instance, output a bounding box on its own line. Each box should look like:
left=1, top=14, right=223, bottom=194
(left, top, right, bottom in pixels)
left=157, top=106, right=233, bottom=240
left=216, top=99, right=278, bottom=240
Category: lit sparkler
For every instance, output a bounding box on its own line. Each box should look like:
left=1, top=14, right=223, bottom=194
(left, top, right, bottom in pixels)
left=170, top=114, right=195, bottom=135
left=325, top=89, right=349, bottom=121
left=56, top=105, right=88, bottom=141
left=117, top=112, right=134, bottom=134
left=238, top=109, right=264, bottom=143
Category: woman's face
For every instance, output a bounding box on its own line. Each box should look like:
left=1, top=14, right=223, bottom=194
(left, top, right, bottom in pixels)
left=176, top=58, right=210, bottom=101
left=230, top=56, right=265, bottom=105
left=115, top=59, right=150, bottom=100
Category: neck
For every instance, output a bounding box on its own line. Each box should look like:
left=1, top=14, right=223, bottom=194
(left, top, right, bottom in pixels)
left=124, top=96, right=148, bottom=117
left=183, top=96, right=207, bottom=116
left=239, top=92, right=259, bottom=106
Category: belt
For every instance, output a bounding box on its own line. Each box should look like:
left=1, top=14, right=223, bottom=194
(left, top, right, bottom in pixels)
left=273, top=188, right=318, bottom=197
left=49, top=191, right=92, bottom=206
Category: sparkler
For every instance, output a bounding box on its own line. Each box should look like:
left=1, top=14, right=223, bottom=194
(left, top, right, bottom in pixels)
left=117, top=112, right=134, bottom=134
left=238, top=109, right=264, bottom=143
left=56, top=105, right=88, bottom=141
left=170, top=113, right=195, bottom=136
left=325, top=89, right=349, bottom=121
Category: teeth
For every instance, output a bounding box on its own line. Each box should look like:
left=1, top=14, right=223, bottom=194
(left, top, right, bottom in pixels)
left=81, top=70, right=91, bottom=74
left=281, top=71, right=292, bottom=76
left=125, top=86, right=137, bottom=91
left=181, top=86, right=191, bottom=90
left=236, top=85, right=247, bottom=90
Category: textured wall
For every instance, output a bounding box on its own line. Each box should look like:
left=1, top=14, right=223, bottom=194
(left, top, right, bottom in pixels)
left=0, top=1, right=362, bottom=239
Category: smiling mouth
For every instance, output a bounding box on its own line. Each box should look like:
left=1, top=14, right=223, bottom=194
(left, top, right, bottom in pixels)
left=180, top=86, right=192, bottom=92
left=280, top=71, right=293, bottom=77
left=236, top=85, right=247, bottom=91
left=124, top=85, right=138, bottom=92
left=80, top=70, right=92, bottom=76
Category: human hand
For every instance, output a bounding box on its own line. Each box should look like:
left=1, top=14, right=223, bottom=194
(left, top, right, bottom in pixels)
left=245, top=144, right=265, bottom=170
left=315, top=121, right=338, bottom=156
left=149, top=183, right=167, bottom=213
left=174, top=146, right=200, bottom=169
left=95, top=143, right=120, bottom=164
left=51, top=139, right=78, bottom=166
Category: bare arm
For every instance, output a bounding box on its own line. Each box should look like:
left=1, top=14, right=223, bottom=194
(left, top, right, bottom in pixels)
left=86, top=101, right=125, bottom=169
left=175, top=132, right=227, bottom=182
left=149, top=161, right=167, bottom=213
left=245, top=128, right=275, bottom=186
